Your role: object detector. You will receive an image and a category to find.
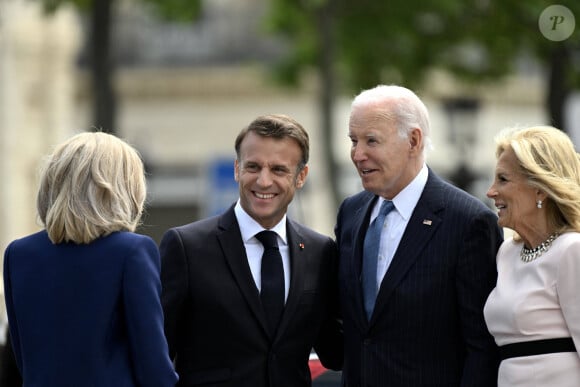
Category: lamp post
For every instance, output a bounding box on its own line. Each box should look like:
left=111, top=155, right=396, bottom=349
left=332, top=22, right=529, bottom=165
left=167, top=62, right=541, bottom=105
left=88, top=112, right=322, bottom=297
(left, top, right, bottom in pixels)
left=443, top=97, right=480, bottom=194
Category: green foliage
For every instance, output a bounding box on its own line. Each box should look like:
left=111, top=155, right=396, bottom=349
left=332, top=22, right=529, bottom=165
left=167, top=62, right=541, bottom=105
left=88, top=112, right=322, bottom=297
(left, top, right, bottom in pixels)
left=42, top=0, right=91, bottom=13
left=265, top=0, right=321, bottom=85
left=141, top=0, right=202, bottom=22
left=266, top=0, right=580, bottom=91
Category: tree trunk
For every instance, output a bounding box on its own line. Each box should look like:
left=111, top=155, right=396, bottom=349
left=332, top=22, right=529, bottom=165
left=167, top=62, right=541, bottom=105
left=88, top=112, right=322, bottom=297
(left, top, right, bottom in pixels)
left=90, top=0, right=116, bottom=133
left=316, top=0, right=342, bottom=211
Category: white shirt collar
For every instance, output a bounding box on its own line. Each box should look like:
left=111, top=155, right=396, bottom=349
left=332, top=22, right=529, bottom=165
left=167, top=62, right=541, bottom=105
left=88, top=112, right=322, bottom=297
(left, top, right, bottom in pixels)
left=386, top=163, right=428, bottom=221
left=234, top=200, right=287, bottom=245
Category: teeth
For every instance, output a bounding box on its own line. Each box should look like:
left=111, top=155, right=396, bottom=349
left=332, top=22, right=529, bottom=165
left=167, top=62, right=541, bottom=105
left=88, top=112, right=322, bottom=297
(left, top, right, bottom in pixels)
left=256, top=192, right=275, bottom=199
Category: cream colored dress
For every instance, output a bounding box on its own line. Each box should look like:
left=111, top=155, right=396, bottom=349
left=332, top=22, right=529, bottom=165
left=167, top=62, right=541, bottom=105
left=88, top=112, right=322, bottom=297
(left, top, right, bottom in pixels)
left=484, top=232, right=580, bottom=387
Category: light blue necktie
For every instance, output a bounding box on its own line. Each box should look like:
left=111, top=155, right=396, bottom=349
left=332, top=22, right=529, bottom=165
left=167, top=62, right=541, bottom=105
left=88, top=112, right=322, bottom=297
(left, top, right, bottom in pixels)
left=362, top=200, right=395, bottom=320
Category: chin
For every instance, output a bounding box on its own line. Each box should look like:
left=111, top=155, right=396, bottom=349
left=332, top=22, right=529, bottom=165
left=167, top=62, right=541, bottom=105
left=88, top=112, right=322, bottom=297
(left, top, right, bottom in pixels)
left=361, top=181, right=377, bottom=193
left=497, top=220, right=509, bottom=230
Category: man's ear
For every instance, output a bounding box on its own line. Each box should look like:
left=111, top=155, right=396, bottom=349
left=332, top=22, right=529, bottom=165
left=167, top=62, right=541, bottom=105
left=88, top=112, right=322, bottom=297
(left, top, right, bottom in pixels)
left=296, top=165, right=309, bottom=188
left=234, top=159, right=240, bottom=182
left=408, top=127, right=423, bottom=152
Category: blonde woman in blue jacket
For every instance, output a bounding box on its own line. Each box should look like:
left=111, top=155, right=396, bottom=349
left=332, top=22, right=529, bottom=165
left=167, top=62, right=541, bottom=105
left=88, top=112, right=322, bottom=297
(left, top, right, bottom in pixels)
left=3, top=132, right=178, bottom=387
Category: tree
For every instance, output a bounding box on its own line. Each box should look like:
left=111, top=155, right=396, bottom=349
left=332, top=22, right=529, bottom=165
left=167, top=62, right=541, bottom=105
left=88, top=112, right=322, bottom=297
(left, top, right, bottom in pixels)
left=266, top=0, right=580, bottom=207
left=42, top=0, right=201, bottom=134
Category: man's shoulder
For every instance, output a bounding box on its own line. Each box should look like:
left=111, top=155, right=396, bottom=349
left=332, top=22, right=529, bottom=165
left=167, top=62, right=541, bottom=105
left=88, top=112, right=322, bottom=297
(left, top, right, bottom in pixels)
left=340, top=190, right=374, bottom=209
left=426, top=171, right=491, bottom=212
left=163, top=213, right=225, bottom=241
left=288, top=219, right=334, bottom=245
left=443, top=182, right=491, bottom=214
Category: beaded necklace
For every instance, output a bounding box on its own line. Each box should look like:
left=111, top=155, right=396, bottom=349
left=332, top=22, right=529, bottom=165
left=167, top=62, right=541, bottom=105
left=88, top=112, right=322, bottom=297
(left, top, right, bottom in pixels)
left=520, top=233, right=559, bottom=263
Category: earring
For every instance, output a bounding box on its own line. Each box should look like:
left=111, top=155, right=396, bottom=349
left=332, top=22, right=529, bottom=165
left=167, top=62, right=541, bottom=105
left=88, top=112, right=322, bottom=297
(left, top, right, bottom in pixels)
left=537, top=200, right=543, bottom=209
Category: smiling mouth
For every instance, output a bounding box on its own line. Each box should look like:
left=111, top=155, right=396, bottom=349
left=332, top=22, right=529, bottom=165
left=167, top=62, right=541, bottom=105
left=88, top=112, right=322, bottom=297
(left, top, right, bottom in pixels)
left=360, top=168, right=376, bottom=175
left=255, top=192, right=275, bottom=199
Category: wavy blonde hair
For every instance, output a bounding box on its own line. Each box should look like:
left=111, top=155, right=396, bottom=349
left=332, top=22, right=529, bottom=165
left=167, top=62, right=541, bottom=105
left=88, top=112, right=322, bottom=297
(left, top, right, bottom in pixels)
left=494, top=125, right=580, bottom=236
left=37, top=132, right=146, bottom=244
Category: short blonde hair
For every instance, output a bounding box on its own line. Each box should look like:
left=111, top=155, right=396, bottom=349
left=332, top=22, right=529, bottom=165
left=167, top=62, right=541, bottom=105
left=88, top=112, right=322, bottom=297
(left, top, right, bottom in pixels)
left=37, top=132, right=146, bottom=244
left=494, top=125, right=580, bottom=234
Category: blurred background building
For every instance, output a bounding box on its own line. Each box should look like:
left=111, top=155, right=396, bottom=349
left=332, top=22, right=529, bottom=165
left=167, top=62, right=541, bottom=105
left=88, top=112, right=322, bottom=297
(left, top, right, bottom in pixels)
left=1, top=0, right=579, bottom=371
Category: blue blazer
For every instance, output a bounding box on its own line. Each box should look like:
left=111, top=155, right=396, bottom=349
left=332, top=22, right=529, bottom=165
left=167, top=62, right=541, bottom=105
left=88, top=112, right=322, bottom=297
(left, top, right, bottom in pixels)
left=3, top=230, right=178, bottom=387
left=335, top=169, right=503, bottom=387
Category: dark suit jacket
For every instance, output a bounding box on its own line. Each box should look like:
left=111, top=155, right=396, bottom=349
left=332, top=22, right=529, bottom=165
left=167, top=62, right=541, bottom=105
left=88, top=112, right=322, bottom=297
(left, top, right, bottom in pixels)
left=160, top=205, right=343, bottom=387
left=3, top=230, right=177, bottom=387
left=0, top=328, right=22, bottom=386
left=335, top=169, right=502, bottom=387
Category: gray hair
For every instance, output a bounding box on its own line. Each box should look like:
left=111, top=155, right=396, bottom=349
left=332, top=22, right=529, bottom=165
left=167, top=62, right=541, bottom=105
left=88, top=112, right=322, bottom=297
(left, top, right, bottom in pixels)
left=351, top=84, right=433, bottom=154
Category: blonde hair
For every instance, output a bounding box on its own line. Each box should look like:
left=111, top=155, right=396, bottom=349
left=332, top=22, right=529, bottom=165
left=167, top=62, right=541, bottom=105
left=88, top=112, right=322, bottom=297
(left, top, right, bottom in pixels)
left=37, top=132, right=146, bottom=244
left=494, top=125, right=580, bottom=235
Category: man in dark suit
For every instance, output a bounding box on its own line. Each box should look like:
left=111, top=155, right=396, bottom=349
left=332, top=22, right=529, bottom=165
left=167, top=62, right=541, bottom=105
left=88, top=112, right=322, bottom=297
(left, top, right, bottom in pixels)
left=160, top=114, right=343, bottom=387
left=0, top=328, right=22, bottom=386
left=336, top=85, right=503, bottom=386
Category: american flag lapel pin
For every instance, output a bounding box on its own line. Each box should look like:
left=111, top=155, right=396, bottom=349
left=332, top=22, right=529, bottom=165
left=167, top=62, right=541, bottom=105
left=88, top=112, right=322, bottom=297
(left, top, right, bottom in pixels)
left=299, top=243, right=305, bottom=250
left=422, top=219, right=433, bottom=226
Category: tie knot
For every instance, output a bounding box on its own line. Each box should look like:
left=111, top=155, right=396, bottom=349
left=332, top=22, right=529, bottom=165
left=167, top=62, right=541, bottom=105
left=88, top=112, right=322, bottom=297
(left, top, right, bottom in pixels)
left=256, top=230, right=279, bottom=249
left=379, top=200, right=395, bottom=217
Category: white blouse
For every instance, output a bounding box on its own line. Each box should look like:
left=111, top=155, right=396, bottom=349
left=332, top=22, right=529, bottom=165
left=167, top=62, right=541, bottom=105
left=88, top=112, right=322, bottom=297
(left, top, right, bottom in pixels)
left=484, top=232, right=580, bottom=386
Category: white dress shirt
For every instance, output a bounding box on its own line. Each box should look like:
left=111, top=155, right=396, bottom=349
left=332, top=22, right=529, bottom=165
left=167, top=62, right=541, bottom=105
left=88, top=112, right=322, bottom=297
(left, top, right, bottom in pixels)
left=234, top=200, right=290, bottom=302
left=368, top=164, right=428, bottom=289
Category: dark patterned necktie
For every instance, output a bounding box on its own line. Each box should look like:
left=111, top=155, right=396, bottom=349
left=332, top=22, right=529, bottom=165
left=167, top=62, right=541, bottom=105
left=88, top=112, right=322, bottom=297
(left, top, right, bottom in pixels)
left=256, top=230, right=285, bottom=333
left=362, top=200, right=395, bottom=320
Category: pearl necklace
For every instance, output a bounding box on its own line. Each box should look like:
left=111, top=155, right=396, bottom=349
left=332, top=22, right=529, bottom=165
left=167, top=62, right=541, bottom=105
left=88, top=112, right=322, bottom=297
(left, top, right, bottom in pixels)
left=520, top=233, right=559, bottom=263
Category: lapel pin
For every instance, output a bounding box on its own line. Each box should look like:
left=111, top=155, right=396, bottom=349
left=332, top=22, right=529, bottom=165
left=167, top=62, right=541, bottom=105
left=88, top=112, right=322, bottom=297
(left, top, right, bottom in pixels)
left=422, top=219, right=432, bottom=226
left=299, top=243, right=305, bottom=250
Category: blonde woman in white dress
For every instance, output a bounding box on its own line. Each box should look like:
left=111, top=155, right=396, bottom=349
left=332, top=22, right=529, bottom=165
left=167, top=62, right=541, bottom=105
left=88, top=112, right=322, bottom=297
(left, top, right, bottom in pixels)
left=484, top=126, right=580, bottom=387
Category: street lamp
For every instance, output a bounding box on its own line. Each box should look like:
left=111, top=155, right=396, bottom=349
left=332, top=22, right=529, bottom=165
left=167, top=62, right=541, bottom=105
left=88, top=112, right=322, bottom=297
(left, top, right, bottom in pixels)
left=443, top=97, right=480, bottom=193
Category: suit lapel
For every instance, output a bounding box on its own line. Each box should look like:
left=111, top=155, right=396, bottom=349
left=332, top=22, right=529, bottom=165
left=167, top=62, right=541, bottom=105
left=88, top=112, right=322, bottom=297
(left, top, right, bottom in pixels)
left=274, top=221, right=306, bottom=340
left=351, top=194, right=377, bottom=330
left=370, top=172, right=445, bottom=324
left=217, top=207, right=270, bottom=336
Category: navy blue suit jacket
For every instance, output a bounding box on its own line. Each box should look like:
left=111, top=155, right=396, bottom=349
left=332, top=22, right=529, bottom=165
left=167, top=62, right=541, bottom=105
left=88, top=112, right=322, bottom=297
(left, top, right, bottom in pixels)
left=335, top=169, right=502, bottom=387
left=160, top=205, right=342, bottom=387
left=3, top=231, right=177, bottom=387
